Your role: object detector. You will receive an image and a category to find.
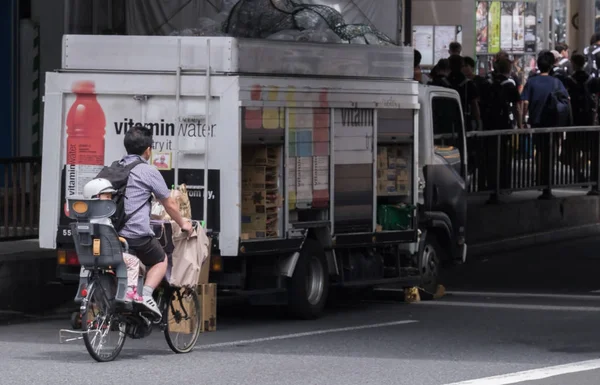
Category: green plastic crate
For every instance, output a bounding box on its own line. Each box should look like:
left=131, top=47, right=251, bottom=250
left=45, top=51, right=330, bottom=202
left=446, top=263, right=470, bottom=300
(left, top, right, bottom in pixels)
left=377, top=204, right=414, bottom=231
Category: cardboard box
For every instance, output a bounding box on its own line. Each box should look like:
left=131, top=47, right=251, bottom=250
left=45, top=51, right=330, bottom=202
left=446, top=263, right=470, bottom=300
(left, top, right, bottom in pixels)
left=199, top=283, right=217, bottom=332
left=242, top=166, right=277, bottom=190
left=396, top=167, right=410, bottom=182
left=396, top=181, right=410, bottom=195
left=377, top=154, right=388, bottom=170
left=385, top=169, right=397, bottom=181
left=377, top=180, right=397, bottom=194
left=241, top=212, right=279, bottom=238
left=242, top=189, right=278, bottom=215
left=168, top=289, right=198, bottom=334
left=242, top=146, right=280, bottom=166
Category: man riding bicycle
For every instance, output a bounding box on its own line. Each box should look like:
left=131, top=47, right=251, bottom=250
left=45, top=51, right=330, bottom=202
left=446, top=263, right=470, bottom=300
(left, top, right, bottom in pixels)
left=119, top=123, right=193, bottom=317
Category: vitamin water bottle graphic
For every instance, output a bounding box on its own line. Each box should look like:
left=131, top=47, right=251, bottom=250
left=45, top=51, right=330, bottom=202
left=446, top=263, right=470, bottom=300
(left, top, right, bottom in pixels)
left=66, top=80, right=106, bottom=166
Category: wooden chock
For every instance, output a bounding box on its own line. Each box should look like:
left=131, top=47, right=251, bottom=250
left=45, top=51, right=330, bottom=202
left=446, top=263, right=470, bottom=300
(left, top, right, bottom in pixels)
left=434, top=284, right=446, bottom=299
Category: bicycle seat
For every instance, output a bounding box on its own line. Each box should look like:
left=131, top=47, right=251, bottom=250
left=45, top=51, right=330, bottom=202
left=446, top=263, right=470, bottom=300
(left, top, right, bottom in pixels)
left=66, top=199, right=127, bottom=268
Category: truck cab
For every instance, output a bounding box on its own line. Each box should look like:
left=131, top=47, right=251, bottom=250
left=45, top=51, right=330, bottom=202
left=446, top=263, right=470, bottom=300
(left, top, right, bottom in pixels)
left=418, top=85, right=468, bottom=269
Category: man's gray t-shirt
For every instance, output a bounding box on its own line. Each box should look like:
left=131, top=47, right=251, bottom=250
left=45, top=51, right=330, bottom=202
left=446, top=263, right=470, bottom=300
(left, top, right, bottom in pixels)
left=118, top=155, right=170, bottom=239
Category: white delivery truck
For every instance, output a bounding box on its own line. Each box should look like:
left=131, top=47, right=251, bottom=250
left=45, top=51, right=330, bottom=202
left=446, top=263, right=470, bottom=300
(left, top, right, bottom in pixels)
left=39, top=35, right=468, bottom=319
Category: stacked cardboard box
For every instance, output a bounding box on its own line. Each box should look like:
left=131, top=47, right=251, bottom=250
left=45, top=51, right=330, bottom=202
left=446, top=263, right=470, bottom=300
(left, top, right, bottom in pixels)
left=199, top=283, right=217, bottom=332
left=241, top=146, right=281, bottom=238
left=377, top=145, right=412, bottom=196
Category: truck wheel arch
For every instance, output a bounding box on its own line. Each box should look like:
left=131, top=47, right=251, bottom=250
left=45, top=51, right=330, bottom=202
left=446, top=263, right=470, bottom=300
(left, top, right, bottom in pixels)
left=421, top=211, right=454, bottom=262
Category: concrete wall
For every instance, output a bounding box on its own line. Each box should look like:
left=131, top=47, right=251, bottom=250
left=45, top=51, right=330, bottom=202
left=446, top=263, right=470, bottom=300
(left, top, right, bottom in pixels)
left=468, top=195, right=600, bottom=245
left=412, top=0, right=475, bottom=57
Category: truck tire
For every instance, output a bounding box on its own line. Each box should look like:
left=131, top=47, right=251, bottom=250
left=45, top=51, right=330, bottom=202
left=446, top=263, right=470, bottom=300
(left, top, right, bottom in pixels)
left=287, top=239, right=329, bottom=320
left=418, top=232, right=442, bottom=301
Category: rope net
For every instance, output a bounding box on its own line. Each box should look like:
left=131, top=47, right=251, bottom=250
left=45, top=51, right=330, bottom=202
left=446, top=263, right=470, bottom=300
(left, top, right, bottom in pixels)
left=170, top=0, right=395, bottom=45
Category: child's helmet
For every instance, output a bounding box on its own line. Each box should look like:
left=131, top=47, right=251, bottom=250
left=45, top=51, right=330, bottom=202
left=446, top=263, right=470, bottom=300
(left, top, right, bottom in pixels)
left=83, top=178, right=117, bottom=199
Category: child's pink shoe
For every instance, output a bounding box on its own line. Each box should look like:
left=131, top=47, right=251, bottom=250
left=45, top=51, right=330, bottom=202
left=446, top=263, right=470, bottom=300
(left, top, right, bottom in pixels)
left=126, top=288, right=143, bottom=303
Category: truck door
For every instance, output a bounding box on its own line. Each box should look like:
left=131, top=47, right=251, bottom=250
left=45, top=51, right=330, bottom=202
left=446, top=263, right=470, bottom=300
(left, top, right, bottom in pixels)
left=424, top=94, right=468, bottom=256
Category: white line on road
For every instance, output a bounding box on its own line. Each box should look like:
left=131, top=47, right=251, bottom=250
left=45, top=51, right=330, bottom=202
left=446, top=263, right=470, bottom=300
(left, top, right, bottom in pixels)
left=445, top=290, right=600, bottom=301
left=443, top=358, right=600, bottom=385
left=417, top=301, right=600, bottom=312
left=196, top=320, right=418, bottom=350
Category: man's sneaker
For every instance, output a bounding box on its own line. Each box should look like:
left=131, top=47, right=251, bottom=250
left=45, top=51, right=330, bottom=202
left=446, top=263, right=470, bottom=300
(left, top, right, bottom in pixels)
left=142, top=295, right=162, bottom=319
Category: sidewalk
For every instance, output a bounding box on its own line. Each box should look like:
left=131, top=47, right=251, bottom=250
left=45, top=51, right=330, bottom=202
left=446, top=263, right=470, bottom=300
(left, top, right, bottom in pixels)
left=467, top=189, right=600, bottom=257
left=0, top=239, right=55, bottom=261
left=0, top=239, right=74, bottom=318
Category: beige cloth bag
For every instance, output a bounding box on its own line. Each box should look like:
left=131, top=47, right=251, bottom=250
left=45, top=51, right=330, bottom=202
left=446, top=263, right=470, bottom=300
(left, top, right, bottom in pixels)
left=171, top=184, right=192, bottom=219
left=150, top=184, right=192, bottom=220
left=168, top=221, right=210, bottom=289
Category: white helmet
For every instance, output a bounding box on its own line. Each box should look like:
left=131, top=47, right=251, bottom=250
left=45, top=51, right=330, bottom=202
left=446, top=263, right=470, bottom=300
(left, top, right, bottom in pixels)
left=83, top=178, right=117, bottom=199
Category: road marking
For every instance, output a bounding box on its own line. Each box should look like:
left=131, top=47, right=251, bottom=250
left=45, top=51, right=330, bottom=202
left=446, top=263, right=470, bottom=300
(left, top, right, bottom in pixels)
left=417, top=301, right=600, bottom=312
left=375, top=288, right=600, bottom=301
left=196, top=320, right=418, bottom=350
left=445, top=290, right=600, bottom=301
left=443, top=358, right=600, bottom=385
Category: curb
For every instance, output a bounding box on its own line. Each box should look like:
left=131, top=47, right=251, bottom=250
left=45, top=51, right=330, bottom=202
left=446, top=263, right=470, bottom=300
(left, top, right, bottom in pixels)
left=468, top=223, right=600, bottom=258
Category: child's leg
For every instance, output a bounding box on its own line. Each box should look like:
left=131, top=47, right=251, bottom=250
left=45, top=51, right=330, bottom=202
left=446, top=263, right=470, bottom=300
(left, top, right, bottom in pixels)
left=123, top=253, right=143, bottom=302
left=123, top=253, right=140, bottom=288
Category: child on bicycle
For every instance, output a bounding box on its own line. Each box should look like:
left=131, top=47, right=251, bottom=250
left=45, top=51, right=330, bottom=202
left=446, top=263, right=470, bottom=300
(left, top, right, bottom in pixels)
left=83, top=178, right=143, bottom=303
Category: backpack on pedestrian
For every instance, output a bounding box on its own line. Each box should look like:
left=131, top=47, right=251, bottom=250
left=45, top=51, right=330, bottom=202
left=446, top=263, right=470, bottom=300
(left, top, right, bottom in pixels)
left=541, top=78, right=572, bottom=128
left=566, top=75, right=597, bottom=125
left=552, top=62, right=569, bottom=86
left=483, top=76, right=516, bottom=130
left=585, top=44, right=600, bottom=77
left=445, top=77, right=471, bottom=120
left=95, top=159, right=146, bottom=232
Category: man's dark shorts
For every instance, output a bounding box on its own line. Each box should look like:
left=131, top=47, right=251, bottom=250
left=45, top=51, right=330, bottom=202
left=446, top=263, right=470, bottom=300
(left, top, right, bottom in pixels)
left=125, top=236, right=166, bottom=267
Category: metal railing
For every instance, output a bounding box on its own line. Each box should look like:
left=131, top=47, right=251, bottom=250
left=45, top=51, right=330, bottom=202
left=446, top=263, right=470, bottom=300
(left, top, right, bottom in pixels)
left=466, top=126, right=600, bottom=199
left=0, top=157, right=42, bottom=241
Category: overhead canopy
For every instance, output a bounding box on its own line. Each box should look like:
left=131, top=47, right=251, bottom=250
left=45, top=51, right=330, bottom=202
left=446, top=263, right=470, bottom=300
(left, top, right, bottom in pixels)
left=64, top=0, right=400, bottom=44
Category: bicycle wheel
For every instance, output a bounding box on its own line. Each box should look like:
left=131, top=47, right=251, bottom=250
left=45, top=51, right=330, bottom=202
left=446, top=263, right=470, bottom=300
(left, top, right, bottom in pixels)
left=82, top=279, right=127, bottom=362
left=164, top=287, right=202, bottom=353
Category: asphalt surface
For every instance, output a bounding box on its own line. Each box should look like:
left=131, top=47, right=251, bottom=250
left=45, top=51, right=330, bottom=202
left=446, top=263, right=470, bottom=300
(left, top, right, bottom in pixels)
left=3, top=236, right=600, bottom=385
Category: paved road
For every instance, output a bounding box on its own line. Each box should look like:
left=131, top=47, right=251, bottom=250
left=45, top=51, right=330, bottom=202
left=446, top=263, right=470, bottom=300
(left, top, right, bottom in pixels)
left=3, top=236, right=600, bottom=385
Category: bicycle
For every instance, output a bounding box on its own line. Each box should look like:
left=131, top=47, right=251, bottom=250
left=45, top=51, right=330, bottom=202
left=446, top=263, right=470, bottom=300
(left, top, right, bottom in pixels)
left=59, top=198, right=202, bottom=362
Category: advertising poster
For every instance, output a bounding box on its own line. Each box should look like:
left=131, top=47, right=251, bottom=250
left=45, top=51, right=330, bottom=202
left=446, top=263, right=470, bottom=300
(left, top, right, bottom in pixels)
left=413, top=25, right=434, bottom=66
left=476, top=1, right=489, bottom=54
left=152, top=152, right=172, bottom=170
left=512, top=2, right=525, bottom=51
left=434, top=26, right=458, bottom=64
left=500, top=2, right=513, bottom=51
left=524, top=2, right=537, bottom=52
left=487, top=1, right=501, bottom=54
left=61, top=80, right=221, bottom=229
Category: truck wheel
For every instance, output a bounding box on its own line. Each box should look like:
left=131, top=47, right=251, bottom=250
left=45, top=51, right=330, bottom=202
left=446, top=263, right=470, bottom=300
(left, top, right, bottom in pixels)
left=288, top=239, right=329, bottom=320
left=419, top=232, right=442, bottom=301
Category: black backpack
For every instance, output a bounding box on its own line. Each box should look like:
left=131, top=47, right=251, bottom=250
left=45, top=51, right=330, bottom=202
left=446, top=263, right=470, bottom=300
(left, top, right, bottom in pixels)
left=585, top=45, right=600, bottom=77
left=446, top=77, right=471, bottom=119
left=541, top=78, right=572, bottom=127
left=95, top=159, right=146, bottom=232
left=483, top=76, right=515, bottom=130
left=566, top=75, right=596, bottom=125
left=552, top=64, right=569, bottom=86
